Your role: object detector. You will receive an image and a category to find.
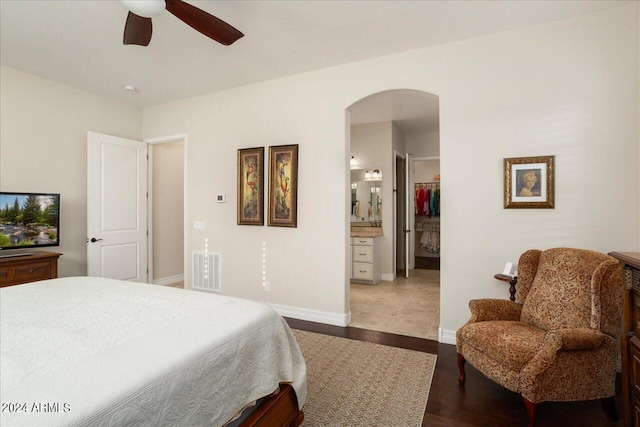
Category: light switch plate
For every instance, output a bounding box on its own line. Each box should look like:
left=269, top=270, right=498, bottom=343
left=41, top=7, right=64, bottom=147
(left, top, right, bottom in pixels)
left=194, top=221, right=206, bottom=230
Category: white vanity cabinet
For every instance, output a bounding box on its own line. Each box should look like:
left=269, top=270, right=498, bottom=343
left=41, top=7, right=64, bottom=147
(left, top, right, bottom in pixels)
left=351, top=236, right=381, bottom=284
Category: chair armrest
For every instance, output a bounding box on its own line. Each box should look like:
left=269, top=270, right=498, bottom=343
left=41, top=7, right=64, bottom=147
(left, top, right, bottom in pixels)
left=468, top=299, right=522, bottom=323
left=549, top=328, right=606, bottom=351
left=520, top=328, right=609, bottom=392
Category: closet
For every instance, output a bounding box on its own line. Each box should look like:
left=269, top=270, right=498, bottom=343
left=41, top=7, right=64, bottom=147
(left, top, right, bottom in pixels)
left=413, top=160, right=440, bottom=270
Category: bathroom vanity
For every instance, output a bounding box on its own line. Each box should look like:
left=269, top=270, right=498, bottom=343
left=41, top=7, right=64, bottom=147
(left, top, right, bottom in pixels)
left=350, top=228, right=382, bottom=284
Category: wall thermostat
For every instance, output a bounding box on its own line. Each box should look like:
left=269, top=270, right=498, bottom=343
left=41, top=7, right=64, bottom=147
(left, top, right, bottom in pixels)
left=216, top=194, right=226, bottom=203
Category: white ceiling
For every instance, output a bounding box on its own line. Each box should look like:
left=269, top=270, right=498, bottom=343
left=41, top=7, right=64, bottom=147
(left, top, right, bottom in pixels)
left=0, top=0, right=628, bottom=131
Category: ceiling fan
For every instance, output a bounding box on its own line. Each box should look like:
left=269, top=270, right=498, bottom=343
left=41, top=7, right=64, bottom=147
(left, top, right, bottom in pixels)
left=121, top=0, right=243, bottom=47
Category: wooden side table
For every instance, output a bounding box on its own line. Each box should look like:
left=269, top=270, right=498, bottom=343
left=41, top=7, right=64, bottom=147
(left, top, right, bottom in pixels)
left=494, top=274, right=517, bottom=301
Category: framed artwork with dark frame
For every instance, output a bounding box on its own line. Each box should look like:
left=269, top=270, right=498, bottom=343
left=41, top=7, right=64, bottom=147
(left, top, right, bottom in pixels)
left=237, top=147, right=264, bottom=225
left=503, top=155, right=555, bottom=209
left=268, top=144, right=298, bottom=227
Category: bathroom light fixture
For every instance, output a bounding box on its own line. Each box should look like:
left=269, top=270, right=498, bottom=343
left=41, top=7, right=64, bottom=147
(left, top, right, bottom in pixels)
left=372, top=169, right=380, bottom=179
left=365, top=170, right=371, bottom=179
left=350, top=156, right=356, bottom=166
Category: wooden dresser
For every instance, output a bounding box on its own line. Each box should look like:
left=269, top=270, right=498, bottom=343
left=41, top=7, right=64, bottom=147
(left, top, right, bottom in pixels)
left=0, top=251, right=62, bottom=287
left=610, top=252, right=640, bottom=427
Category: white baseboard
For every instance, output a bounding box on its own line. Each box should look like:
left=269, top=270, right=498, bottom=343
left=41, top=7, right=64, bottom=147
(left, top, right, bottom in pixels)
left=381, top=273, right=394, bottom=281
left=270, top=303, right=351, bottom=327
left=270, top=301, right=454, bottom=344
left=153, top=274, right=184, bottom=286
left=439, top=327, right=457, bottom=345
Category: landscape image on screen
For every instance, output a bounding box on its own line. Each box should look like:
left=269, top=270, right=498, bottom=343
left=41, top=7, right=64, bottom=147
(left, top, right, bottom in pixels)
left=0, top=194, right=59, bottom=248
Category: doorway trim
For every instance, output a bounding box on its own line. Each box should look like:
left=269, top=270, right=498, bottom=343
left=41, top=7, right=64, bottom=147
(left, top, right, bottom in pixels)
left=392, top=150, right=406, bottom=279
left=144, top=133, right=188, bottom=285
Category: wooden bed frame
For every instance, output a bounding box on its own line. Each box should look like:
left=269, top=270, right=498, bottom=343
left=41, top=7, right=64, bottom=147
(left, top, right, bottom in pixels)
left=240, top=384, right=304, bottom=427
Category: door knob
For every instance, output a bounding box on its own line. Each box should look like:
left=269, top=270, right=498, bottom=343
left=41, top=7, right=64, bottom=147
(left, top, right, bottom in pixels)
left=90, top=237, right=103, bottom=243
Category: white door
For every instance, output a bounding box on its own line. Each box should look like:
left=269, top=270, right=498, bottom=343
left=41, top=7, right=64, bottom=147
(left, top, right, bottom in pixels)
left=87, top=132, right=148, bottom=282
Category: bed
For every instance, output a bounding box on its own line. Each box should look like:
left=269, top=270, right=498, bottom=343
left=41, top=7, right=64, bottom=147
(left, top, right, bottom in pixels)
left=0, top=277, right=306, bottom=426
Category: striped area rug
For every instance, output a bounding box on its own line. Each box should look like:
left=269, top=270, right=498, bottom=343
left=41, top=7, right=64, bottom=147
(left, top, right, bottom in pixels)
left=292, top=329, right=436, bottom=427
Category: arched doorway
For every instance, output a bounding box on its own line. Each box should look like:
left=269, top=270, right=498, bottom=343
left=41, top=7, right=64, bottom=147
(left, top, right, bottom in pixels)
left=346, top=89, right=441, bottom=341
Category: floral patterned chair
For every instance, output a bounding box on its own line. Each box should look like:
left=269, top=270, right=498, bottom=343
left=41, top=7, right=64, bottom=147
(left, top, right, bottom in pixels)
left=456, top=248, right=623, bottom=427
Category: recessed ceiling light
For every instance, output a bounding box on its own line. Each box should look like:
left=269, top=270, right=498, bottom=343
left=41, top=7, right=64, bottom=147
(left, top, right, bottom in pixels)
left=124, top=85, right=137, bottom=92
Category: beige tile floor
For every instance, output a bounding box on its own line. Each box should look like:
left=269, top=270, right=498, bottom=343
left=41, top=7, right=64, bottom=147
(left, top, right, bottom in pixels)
left=349, top=269, right=440, bottom=341
left=166, top=281, right=184, bottom=288
left=164, top=272, right=441, bottom=341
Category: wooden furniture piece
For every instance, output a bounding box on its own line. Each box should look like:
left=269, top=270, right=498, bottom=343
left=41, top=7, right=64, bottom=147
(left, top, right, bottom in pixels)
left=241, top=384, right=304, bottom=427
left=609, top=251, right=640, bottom=427
left=494, top=273, right=517, bottom=301
left=350, top=236, right=382, bottom=284
left=0, top=251, right=61, bottom=287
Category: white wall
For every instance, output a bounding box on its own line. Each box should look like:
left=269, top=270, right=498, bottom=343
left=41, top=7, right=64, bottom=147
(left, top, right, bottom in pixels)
left=350, top=122, right=396, bottom=277
left=415, top=160, right=440, bottom=183
left=350, top=122, right=389, bottom=174
left=406, top=131, right=440, bottom=157
left=0, top=67, right=142, bottom=277
left=151, top=140, right=184, bottom=284
left=143, top=5, right=639, bottom=334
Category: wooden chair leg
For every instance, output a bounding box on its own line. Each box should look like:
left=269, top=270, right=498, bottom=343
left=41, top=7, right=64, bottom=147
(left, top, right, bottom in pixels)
left=522, top=397, right=538, bottom=427
left=457, top=352, right=466, bottom=385
left=600, top=397, right=618, bottom=421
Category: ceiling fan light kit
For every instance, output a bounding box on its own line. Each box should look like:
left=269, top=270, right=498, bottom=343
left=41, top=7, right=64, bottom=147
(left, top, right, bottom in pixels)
left=121, top=0, right=165, bottom=18
left=121, top=0, right=243, bottom=47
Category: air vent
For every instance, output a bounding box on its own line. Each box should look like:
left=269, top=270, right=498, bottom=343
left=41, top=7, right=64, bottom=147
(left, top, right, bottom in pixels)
left=192, top=250, right=221, bottom=292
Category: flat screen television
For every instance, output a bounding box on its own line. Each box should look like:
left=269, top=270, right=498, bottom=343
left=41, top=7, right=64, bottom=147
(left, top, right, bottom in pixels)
left=0, top=192, right=60, bottom=251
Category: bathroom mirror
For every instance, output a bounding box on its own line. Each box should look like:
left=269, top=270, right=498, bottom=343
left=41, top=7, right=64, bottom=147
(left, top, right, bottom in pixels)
left=350, top=169, right=382, bottom=226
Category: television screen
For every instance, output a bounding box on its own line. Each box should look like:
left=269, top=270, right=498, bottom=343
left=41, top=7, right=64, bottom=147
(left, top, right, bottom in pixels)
left=0, top=192, right=60, bottom=250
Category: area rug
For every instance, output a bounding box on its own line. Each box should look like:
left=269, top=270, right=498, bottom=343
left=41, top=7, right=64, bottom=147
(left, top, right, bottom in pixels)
left=292, top=329, right=437, bottom=427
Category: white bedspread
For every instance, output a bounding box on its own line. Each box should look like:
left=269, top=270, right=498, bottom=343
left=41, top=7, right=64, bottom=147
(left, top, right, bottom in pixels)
left=0, top=277, right=306, bottom=427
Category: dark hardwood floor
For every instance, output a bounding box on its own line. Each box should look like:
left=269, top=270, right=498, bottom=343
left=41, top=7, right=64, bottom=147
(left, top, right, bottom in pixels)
left=286, top=318, right=623, bottom=427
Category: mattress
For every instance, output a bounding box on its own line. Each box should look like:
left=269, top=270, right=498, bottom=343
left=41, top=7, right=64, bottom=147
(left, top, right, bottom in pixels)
left=0, top=277, right=306, bottom=426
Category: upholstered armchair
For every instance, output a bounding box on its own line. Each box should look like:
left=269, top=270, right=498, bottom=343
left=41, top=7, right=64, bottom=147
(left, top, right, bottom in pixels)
left=456, top=248, right=623, bottom=427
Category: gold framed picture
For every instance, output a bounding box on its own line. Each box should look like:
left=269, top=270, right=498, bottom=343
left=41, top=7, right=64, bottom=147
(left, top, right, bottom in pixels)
left=268, top=144, right=298, bottom=227
left=237, top=147, right=264, bottom=225
left=504, top=155, right=555, bottom=209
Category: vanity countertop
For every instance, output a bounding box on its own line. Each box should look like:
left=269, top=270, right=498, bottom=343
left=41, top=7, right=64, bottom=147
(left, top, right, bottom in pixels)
left=350, top=227, right=383, bottom=238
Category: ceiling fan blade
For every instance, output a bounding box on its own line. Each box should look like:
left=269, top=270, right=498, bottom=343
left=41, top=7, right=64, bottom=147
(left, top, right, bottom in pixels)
left=165, top=0, right=243, bottom=46
left=123, top=11, right=152, bottom=46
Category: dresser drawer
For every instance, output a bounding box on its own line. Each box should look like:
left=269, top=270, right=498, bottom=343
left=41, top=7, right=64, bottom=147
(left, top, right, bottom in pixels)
left=0, top=252, right=61, bottom=287
left=352, top=263, right=373, bottom=280
left=352, top=237, right=373, bottom=246
left=634, top=290, right=640, bottom=337
left=634, top=396, right=640, bottom=427
left=632, top=338, right=640, bottom=399
left=353, top=246, right=373, bottom=263
left=13, top=262, right=52, bottom=281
